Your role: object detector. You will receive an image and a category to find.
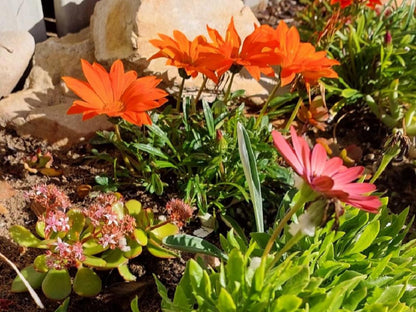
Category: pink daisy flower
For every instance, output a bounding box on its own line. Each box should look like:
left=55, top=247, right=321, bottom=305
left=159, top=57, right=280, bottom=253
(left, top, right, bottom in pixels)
left=272, top=127, right=381, bottom=213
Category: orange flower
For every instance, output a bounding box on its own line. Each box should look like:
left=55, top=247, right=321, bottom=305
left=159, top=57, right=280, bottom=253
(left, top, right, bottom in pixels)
left=298, top=96, right=329, bottom=131
left=206, top=17, right=277, bottom=80
left=62, top=59, right=168, bottom=126
left=148, top=31, right=223, bottom=83
left=330, top=0, right=381, bottom=9
left=268, top=21, right=340, bottom=88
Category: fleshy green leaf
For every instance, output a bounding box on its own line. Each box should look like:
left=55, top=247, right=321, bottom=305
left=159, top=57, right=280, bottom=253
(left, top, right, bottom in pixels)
left=42, top=269, right=71, bottom=300
left=11, top=265, right=47, bottom=292
left=9, top=225, right=43, bottom=247
left=118, top=263, right=137, bottom=282
left=73, top=267, right=102, bottom=297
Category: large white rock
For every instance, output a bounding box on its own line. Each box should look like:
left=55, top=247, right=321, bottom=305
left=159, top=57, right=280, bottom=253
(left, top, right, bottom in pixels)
left=91, top=0, right=280, bottom=103
left=0, top=27, right=112, bottom=147
left=0, top=31, right=35, bottom=98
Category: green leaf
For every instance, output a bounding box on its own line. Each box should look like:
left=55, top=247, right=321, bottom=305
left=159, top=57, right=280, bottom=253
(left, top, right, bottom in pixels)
left=132, top=143, right=168, bottom=159
left=226, top=249, right=244, bottom=286
left=150, top=223, right=179, bottom=240
left=66, top=209, right=85, bottom=241
left=237, top=122, right=263, bottom=232
left=125, top=200, right=142, bottom=216
left=82, top=255, right=107, bottom=268
left=341, top=88, right=360, bottom=98
left=11, top=265, right=47, bottom=293
left=153, top=160, right=178, bottom=169
left=134, top=228, right=148, bottom=246
left=217, top=288, right=236, bottom=312
left=130, top=296, right=140, bottom=312
left=9, top=225, right=43, bottom=248
left=118, top=263, right=137, bottom=282
left=163, top=234, right=228, bottom=261
left=34, top=255, right=48, bottom=273
left=150, top=173, right=164, bottom=195
left=203, top=100, right=215, bottom=139
left=42, top=269, right=72, bottom=300
left=147, top=239, right=178, bottom=258
left=345, top=220, right=380, bottom=255
left=54, top=297, right=70, bottom=312
left=272, top=295, right=302, bottom=312
left=102, top=249, right=128, bottom=268
left=73, top=267, right=102, bottom=297
left=124, top=238, right=143, bottom=259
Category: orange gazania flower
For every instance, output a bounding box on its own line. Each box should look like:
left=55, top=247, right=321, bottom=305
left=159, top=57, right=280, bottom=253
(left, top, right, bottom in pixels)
left=267, top=21, right=340, bottom=88
left=330, top=0, right=381, bottom=9
left=206, top=17, right=278, bottom=80
left=62, top=59, right=168, bottom=126
left=148, top=31, right=223, bottom=83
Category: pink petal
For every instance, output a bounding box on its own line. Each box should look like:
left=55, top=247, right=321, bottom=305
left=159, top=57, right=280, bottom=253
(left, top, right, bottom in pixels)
left=341, top=183, right=376, bottom=195
left=289, top=126, right=310, bottom=177
left=321, top=157, right=343, bottom=177
left=311, top=143, right=327, bottom=177
left=272, top=130, right=304, bottom=176
left=311, top=176, right=334, bottom=192
left=344, top=196, right=382, bottom=213
left=332, top=166, right=364, bottom=185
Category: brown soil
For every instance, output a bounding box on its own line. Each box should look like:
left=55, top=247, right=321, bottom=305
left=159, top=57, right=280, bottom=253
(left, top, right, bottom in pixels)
left=1, top=2, right=416, bottom=312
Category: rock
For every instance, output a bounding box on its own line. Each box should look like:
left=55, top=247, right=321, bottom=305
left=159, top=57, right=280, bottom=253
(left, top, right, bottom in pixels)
left=91, top=0, right=281, bottom=104
left=0, top=0, right=47, bottom=43
left=0, top=27, right=112, bottom=147
left=90, top=0, right=141, bottom=61
left=54, top=0, right=100, bottom=37
left=0, top=31, right=35, bottom=98
left=243, top=0, right=268, bottom=12
left=25, top=27, right=95, bottom=90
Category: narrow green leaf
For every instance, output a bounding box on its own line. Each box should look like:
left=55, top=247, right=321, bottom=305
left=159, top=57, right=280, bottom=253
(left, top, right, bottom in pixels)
left=203, top=100, right=215, bottom=139
left=163, top=234, right=228, bottom=261
left=237, top=122, right=263, bottom=232
left=132, top=143, right=168, bottom=159
left=217, top=288, right=236, bottom=312
left=130, top=296, right=140, bottom=312
left=54, top=297, right=70, bottom=312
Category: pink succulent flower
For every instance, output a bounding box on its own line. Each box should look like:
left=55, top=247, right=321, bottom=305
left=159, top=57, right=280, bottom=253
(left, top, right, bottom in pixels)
left=272, top=127, right=381, bottom=213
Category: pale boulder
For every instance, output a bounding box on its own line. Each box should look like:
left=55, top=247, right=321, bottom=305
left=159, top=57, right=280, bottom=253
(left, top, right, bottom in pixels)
left=0, top=27, right=112, bottom=147
left=0, top=31, right=35, bottom=98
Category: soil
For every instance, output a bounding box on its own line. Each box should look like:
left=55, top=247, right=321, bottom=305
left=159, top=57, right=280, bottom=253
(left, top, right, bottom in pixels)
left=1, top=2, right=416, bottom=312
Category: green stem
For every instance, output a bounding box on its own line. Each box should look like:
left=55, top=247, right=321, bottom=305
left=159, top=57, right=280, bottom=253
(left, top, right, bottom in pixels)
left=176, top=77, right=186, bottom=112
left=370, top=142, right=400, bottom=184
left=223, top=72, right=236, bottom=104
left=255, top=80, right=281, bottom=128
left=114, top=124, right=135, bottom=174
left=261, top=185, right=314, bottom=260
left=193, top=75, right=208, bottom=109
left=284, top=97, right=304, bottom=132
left=268, top=231, right=304, bottom=268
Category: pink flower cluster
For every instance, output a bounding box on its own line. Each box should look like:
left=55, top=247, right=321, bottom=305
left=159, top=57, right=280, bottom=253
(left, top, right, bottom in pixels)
left=26, top=184, right=71, bottom=213
left=83, top=193, right=136, bottom=250
left=45, top=239, right=85, bottom=270
left=165, top=198, right=195, bottom=228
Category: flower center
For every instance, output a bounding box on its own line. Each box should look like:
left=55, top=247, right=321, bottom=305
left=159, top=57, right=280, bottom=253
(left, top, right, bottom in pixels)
left=104, top=100, right=125, bottom=113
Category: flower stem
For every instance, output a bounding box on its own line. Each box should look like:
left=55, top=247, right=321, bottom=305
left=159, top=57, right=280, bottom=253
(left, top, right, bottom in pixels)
left=223, top=72, right=236, bottom=104
left=261, top=184, right=315, bottom=260
left=176, top=77, right=186, bottom=112
left=193, top=75, right=208, bottom=109
left=370, top=141, right=401, bottom=184
left=268, top=231, right=304, bottom=268
left=284, top=97, right=303, bottom=132
left=114, top=124, right=135, bottom=174
left=255, top=80, right=281, bottom=128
